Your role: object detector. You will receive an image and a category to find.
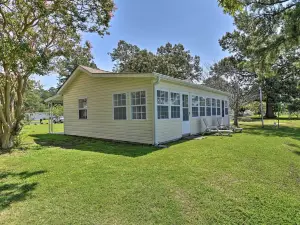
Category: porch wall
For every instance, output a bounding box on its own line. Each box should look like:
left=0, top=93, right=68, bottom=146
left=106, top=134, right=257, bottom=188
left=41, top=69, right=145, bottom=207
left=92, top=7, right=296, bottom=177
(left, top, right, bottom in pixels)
left=155, top=81, right=230, bottom=144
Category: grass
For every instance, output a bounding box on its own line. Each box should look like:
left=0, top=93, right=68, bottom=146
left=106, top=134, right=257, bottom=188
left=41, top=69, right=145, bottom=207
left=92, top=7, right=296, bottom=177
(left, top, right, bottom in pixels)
left=1, top=120, right=300, bottom=224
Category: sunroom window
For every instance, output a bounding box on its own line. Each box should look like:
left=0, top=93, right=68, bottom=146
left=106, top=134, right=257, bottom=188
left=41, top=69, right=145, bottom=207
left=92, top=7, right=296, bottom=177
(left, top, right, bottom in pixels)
left=217, top=99, right=221, bottom=116
left=171, top=92, right=180, bottom=119
left=225, top=100, right=229, bottom=115
left=157, top=90, right=169, bottom=119
left=206, top=98, right=212, bottom=116
left=192, top=95, right=199, bottom=117
left=199, top=97, right=206, bottom=116
left=212, top=98, right=216, bottom=116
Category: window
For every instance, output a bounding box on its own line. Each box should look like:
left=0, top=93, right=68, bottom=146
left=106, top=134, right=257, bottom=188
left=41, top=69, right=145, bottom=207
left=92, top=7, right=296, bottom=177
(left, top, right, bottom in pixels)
left=113, top=93, right=127, bottom=120
left=78, top=98, right=87, bottom=119
left=225, top=100, right=229, bottom=115
left=199, top=97, right=206, bottom=116
left=157, top=90, right=169, bottom=119
left=206, top=98, right=211, bottom=116
left=212, top=98, right=216, bottom=116
left=217, top=99, right=221, bottom=116
left=131, top=91, right=146, bottom=119
left=171, top=92, right=180, bottom=118
left=192, top=95, right=199, bottom=117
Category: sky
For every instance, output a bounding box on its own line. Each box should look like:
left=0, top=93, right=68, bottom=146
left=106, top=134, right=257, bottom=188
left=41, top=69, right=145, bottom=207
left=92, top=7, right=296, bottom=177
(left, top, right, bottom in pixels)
left=36, top=0, right=235, bottom=89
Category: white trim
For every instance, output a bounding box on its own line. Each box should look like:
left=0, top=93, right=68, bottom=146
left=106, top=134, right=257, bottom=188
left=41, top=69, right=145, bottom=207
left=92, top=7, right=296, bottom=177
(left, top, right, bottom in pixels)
left=78, top=98, right=88, bottom=120
left=156, top=89, right=170, bottom=120
left=191, top=95, right=200, bottom=118
left=112, top=92, right=128, bottom=120
left=130, top=90, right=147, bottom=120
left=205, top=97, right=212, bottom=117
left=170, top=91, right=181, bottom=120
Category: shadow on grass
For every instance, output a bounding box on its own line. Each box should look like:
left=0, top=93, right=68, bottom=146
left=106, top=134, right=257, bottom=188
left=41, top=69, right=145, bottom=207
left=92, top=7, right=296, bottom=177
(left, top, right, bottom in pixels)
left=30, top=134, right=160, bottom=157
left=0, top=170, right=46, bottom=210
left=242, top=123, right=300, bottom=142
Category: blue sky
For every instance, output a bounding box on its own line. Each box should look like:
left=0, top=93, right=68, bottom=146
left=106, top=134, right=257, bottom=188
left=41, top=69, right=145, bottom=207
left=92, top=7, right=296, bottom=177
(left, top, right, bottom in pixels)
left=36, top=0, right=234, bottom=89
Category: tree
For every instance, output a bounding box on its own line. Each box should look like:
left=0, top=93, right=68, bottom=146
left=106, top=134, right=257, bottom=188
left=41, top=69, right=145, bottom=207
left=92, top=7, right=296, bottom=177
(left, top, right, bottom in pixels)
left=56, top=41, right=98, bottom=87
left=52, top=105, right=63, bottom=117
left=219, top=0, right=300, bottom=76
left=0, top=0, right=115, bottom=150
left=218, top=0, right=243, bottom=14
left=288, top=98, right=300, bottom=118
left=24, top=80, right=47, bottom=113
left=109, top=40, right=203, bottom=81
left=24, top=80, right=58, bottom=113
left=206, top=56, right=258, bottom=126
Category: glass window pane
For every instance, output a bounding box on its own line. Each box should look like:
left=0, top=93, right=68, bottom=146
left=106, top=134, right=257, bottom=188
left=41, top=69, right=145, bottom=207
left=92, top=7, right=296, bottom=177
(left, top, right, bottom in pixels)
left=79, top=109, right=87, bottom=119
left=182, top=95, right=188, bottom=107
left=158, top=106, right=169, bottom=119
left=200, top=97, right=205, bottom=106
left=225, top=108, right=229, bottom=115
left=200, top=107, right=205, bottom=116
left=206, top=98, right=211, bottom=106
left=212, top=108, right=216, bottom=116
left=79, top=99, right=87, bottom=109
left=157, top=90, right=168, bottom=105
left=212, top=99, right=216, bottom=107
left=171, top=92, right=180, bottom=106
left=192, top=96, right=199, bottom=106
left=206, top=107, right=211, bottom=116
left=114, top=94, right=126, bottom=106
left=114, top=107, right=126, bottom=120
left=171, top=106, right=180, bottom=118
left=183, top=108, right=189, bottom=121
left=192, top=107, right=199, bottom=117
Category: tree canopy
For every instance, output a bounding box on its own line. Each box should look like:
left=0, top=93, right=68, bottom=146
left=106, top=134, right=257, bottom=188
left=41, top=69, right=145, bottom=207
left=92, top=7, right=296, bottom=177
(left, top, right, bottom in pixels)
left=56, top=41, right=98, bottom=87
left=0, top=0, right=115, bottom=150
left=219, top=0, right=300, bottom=76
left=207, top=56, right=258, bottom=125
left=109, top=40, right=203, bottom=81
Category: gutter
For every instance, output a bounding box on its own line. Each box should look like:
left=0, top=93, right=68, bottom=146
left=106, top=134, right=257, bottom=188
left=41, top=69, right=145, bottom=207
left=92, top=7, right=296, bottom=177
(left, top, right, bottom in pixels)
left=152, top=75, right=160, bottom=145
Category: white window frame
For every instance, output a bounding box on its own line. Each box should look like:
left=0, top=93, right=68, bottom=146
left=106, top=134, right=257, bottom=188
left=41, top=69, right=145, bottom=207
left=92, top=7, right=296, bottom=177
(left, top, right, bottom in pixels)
left=225, top=100, right=229, bottom=115
left=157, top=89, right=169, bottom=120
left=212, top=98, right=217, bottom=116
left=217, top=99, right=221, bottom=116
left=170, top=92, right=181, bottom=119
left=130, top=90, right=147, bottom=120
left=113, top=92, right=127, bottom=120
left=199, top=96, right=206, bottom=117
left=206, top=98, right=212, bottom=117
left=192, top=95, right=199, bottom=118
left=78, top=98, right=88, bottom=120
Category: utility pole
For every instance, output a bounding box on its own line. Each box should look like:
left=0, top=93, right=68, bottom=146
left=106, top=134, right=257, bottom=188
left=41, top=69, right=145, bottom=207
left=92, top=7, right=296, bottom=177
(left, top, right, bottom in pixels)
left=259, top=86, right=264, bottom=128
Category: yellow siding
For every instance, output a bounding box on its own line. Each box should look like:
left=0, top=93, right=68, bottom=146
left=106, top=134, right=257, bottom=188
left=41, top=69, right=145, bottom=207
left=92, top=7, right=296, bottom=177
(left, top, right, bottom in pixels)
left=63, top=72, right=154, bottom=144
left=156, top=80, right=230, bottom=143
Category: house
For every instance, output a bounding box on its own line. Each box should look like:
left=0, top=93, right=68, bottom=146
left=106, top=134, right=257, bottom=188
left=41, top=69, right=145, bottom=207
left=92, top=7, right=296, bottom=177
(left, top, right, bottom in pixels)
left=25, top=112, right=49, bottom=121
left=46, top=65, right=230, bottom=145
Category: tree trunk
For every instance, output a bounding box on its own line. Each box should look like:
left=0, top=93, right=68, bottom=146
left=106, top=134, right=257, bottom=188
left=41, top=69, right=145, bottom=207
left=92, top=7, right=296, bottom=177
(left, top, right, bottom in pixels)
left=234, top=108, right=239, bottom=127
left=0, top=70, right=27, bottom=151
left=1, top=131, right=13, bottom=150
left=265, top=97, right=276, bottom=118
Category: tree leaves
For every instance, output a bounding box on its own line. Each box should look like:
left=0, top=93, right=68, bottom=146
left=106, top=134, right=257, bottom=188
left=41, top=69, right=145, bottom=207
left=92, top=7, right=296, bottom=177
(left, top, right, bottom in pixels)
left=109, top=40, right=203, bottom=81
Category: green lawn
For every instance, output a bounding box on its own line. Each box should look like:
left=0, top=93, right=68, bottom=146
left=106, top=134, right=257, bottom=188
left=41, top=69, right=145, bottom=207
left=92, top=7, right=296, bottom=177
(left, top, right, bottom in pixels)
left=1, top=120, right=300, bottom=224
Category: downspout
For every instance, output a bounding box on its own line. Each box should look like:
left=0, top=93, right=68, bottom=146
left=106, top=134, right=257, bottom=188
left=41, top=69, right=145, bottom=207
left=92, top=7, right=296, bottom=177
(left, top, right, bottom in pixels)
left=153, top=75, right=160, bottom=145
